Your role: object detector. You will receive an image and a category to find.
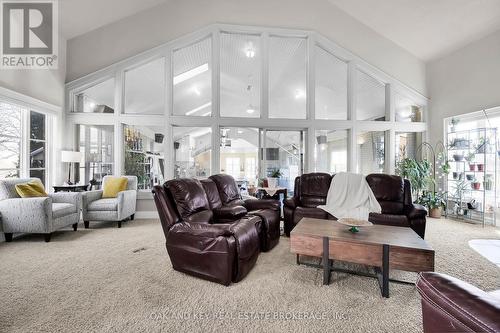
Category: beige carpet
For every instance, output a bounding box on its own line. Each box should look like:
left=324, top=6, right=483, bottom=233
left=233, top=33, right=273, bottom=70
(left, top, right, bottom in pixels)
left=0, top=218, right=499, bottom=333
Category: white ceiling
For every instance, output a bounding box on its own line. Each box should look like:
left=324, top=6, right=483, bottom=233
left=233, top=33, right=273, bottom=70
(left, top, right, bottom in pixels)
left=60, top=0, right=169, bottom=39
left=328, top=0, right=500, bottom=61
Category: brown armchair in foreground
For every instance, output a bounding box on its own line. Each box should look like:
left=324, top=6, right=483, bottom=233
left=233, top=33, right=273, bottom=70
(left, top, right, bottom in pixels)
left=417, top=272, right=500, bottom=333
left=152, top=178, right=261, bottom=286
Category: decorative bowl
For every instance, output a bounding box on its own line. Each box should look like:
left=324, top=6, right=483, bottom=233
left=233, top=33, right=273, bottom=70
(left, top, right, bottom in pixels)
left=337, top=218, right=373, bottom=233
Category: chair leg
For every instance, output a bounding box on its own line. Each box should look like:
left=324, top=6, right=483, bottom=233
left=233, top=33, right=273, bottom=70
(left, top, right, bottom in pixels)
left=72, top=223, right=78, bottom=231
left=84, top=221, right=89, bottom=229
left=118, top=221, right=122, bottom=228
left=130, top=214, right=135, bottom=221
left=4, top=233, right=13, bottom=242
left=44, top=233, right=52, bottom=242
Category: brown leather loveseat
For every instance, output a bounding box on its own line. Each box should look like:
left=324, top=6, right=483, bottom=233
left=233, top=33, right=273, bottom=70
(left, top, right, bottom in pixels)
left=416, top=272, right=500, bottom=332
left=284, top=173, right=427, bottom=238
left=152, top=174, right=280, bottom=285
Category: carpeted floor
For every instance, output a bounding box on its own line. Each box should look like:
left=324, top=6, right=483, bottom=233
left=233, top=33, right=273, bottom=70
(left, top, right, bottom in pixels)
left=0, top=218, right=499, bottom=333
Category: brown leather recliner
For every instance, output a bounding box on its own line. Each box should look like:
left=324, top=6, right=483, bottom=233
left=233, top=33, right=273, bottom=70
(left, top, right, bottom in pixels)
left=152, top=178, right=261, bottom=286
left=208, top=174, right=281, bottom=251
left=417, top=272, right=500, bottom=333
left=283, top=173, right=336, bottom=236
left=284, top=173, right=427, bottom=238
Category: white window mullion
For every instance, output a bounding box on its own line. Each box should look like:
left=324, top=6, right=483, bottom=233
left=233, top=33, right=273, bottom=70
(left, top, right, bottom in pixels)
left=261, top=32, right=269, bottom=120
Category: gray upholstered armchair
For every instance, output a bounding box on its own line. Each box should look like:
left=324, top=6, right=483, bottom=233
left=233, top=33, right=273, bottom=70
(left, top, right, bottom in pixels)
left=82, top=176, right=137, bottom=228
left=0, top=178, right=82, bottom=242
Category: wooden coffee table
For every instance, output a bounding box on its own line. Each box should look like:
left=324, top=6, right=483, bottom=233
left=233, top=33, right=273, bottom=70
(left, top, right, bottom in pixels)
left=290, top=217, right=435, bottom=298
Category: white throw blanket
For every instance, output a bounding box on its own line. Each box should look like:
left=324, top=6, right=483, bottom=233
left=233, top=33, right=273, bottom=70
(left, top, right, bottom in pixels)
left=318, top=172, right=381, bottom=220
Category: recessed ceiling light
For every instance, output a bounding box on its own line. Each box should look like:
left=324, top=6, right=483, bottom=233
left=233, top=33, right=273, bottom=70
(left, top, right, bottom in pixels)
left=173, top=63, right=209, bottom=85
left=237, top=129, right=243, bottom=134
left=185, top=102, right=211, bottom=115
left=191, top=86, right=201, bottom=96
left=246, top=105, right=256, bottom=114
left=294, top=89, right=305, bottom=99
left=89, top=102, right=96, bottom=108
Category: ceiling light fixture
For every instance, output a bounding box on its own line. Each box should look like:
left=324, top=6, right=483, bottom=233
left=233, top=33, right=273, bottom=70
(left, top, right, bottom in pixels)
left=246, top=104, right=256, bottom=114
left=244, top=42, right=256, bottom=58
left=294, top=89, right=305, bottom=99
left=191, top=86, right=201, bottom=96
left=89, top=102, right=96, bottom=108
left=185, top=102, right=211, bottom=116
left=173, top=63, right=209, bottom=85
left=237, top=129, right=243, bottom=134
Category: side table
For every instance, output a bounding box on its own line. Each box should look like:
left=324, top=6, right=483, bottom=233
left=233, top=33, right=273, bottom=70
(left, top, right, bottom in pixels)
left=53, top=184, right=90, bottom=193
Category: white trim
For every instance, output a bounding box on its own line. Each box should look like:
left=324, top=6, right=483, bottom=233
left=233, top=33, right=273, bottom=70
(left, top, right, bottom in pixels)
left=134, top=211, right=159, bottom=219
left=0, top=86, right=61, bottom=115
left=63, top=23, right=429, bottom=191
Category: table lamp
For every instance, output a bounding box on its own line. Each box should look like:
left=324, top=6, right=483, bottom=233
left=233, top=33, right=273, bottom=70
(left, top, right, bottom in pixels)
left=61, top=151, right=82, bottom=185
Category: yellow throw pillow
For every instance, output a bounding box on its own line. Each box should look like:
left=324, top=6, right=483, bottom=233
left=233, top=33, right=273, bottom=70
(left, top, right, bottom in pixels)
left=15, top=180, right=48, bottom=198
left=102, top=177, right=128, bottom=198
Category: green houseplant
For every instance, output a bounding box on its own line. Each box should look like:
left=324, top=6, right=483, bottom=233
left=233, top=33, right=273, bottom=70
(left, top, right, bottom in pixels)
left=267, top=169, right=282, bottom=188
left=396, top=158, right=433, bottom=201
left=419, top=191, right=446, bottom=218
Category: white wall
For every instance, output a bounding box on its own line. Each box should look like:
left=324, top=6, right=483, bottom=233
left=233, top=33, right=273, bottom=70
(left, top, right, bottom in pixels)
left=66, top=0, right=427, bottom=95
left=427, top=29, right=500, bottom=145
left=0, top=37, right=67, bottom=107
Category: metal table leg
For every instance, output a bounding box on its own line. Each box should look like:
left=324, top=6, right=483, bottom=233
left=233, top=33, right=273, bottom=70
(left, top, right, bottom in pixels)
left=323, top=236, right=331, bottom=285
left=375, top=244, right=390, bottom=298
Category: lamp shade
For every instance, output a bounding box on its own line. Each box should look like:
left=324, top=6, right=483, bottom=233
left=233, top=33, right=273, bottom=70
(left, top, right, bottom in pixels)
left=61, top=151, right=82, bottom=163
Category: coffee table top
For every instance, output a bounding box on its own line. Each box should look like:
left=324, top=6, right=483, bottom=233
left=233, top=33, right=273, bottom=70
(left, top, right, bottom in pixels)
left=291, top=218, right=433, bottom=252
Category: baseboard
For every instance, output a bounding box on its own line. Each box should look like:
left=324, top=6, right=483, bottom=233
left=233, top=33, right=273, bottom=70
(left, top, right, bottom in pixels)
left=134, top=211, right=159, bottom=219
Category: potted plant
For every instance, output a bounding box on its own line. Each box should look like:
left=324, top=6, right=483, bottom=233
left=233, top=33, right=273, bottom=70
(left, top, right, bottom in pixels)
left=477, top=163, right=484, bottom=172
left=466, top=174, right=474, bottom=181
left=464, top=152, right=475, bottom=170
left=452, top=172, right=459, bottom=180
left=471, top=177, right=481, bottom=190
left=475, top=137, right=489, bottom=154
left=419, top=191, right=446, bottom=218
left=483, top=174, right=493, bottom=191
left=450, top=117, right=459, bottom=132
left=267, top=169, right=282, bottom=188
left=452, top=153, right=464, bottom=161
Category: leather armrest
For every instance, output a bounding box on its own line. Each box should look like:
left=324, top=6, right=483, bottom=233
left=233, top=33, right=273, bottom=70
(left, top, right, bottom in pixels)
left=244, top=198, right=279, bottom=211
left=168, top=222, right=232, bottom=238
left=416, top=272, right=500, bottom=333
left=213, top=205, right=247, bottom=221
left=284, top=197, right=299, bottom=209
left=405, top=203, right=427, bottom=219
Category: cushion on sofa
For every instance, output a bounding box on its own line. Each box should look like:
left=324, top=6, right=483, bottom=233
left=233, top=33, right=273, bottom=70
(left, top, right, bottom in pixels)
left=52, top=203, right=76, bottom=218
left=102, top=177, right=128, bottom=198
left=88, top=198, right=119, bottom=211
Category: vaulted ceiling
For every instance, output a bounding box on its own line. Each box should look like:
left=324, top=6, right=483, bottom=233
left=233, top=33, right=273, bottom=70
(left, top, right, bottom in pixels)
left=60, top=0, right=500, bottom=61
left=327, top=0, right=500, bottom=61
left=60, top=0, right=170, bottom=39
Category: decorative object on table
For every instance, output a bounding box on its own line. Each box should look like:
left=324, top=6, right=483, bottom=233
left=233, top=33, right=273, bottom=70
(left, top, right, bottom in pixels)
left=88, top=152, right=101, bottom=189
left=337, top=218, right=373, bottom=233
left=267, top=168, right=282, bottom=188
left=61, top=150, right=83, bottom=185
